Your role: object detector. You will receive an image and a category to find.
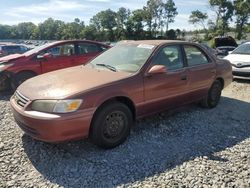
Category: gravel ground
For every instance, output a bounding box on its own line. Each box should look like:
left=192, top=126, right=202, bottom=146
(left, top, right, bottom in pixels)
left=0, top=80, right=249, bottom=188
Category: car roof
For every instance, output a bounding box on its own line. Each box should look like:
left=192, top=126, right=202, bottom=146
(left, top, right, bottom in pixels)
left=51, top=40, right=110, bottom=47
left=119, top=40, right=191, bottom=46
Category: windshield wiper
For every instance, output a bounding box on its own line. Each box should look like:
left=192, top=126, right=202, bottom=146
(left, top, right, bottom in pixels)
left=96, top=63, right=117, bottom=72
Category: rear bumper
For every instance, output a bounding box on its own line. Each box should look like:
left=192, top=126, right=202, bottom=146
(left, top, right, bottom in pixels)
left=10, top=97, right=95, bottom=143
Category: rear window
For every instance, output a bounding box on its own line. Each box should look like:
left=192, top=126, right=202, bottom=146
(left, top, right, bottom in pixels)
left=78, top=43, right=101, bottom=55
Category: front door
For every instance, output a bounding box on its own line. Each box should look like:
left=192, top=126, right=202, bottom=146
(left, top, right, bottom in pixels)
left=142, top=45, right=189, bottom=116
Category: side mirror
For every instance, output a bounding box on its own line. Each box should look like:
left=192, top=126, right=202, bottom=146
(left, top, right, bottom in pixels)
left=148, top=65, right=167, bottom=75
left=37, top=53, right=52, bottom=59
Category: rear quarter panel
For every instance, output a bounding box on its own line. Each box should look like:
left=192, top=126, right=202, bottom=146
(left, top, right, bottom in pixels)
left=216, top=58, right=232, bottom=88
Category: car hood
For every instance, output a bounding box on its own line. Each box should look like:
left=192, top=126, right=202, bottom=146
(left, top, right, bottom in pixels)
left=17, top=66, right=131, bottom=100
left=0, top=54, right=25, bottom=63
left=224, top=54, right=250, bottom=65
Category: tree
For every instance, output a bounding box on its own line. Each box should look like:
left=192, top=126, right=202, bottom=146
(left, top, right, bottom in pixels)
left=90, top=9, right=117, bottom=41
left=0, top=25, right=13, bottom=39
left=166, top=29, right=176, bottom=39
left=116, top=7, right=131, bottom=40
left=209, top=0, right=234, bottom=35
left=61, top=18, right=85, bottom=39
left=189, top=10, right=208, bottom=30
left=162, top=0, right=178, bottom=32
left=234, top=0, right=250, bottom=40
left=143, top=0, right=163, bottom=38
left=128, top=9, right=146, bottom=40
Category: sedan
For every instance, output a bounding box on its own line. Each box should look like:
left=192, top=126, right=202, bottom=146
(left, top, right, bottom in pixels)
left=10, top=40, right=232, bottom=148
left=0, top=40, right=110, bottom=91
left=224, top=42, right=250, bottom=79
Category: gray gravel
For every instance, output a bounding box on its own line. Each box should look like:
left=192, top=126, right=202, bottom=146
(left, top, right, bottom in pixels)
left=0, top=80, right=250, bottom=188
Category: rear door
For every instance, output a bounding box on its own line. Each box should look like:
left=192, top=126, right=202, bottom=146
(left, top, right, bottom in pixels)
left=183, top=45, right=216, bottom=101
left=143, top=45, right=189, bottom=115
left=38, top=42, right=77, bottom=73
left=75, top=42, right=106, bottom=65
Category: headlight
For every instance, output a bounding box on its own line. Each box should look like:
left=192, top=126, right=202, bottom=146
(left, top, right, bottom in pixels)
left=31, top=99, right=82, bottom=113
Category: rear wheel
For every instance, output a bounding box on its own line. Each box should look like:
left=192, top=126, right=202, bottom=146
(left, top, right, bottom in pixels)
left=90, top=102, right=133, bottom=149
left=200, top=80, right=222, bottom=108
left=11, top=71, right=36, bottom=91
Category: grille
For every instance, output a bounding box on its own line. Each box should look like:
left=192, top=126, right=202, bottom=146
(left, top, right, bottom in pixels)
left=14, top=91, right=30, bottom=108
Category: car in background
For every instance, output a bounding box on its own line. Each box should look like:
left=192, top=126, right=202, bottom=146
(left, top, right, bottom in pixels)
left=0, top=44, right=30, bottom=57
left=213, top=36, right=238, bottom=58
left=0, top=40, right=110, bottom=91
left=10, top=40, right=232, bottom=149
left=224, top=42, right=250, bottom=79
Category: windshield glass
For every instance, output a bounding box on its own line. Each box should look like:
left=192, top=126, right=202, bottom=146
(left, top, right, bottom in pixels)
left=90, top=43, right=155, bottom=73
left=23, top=42, right=55, bottom=56
left=232, top=44, right=250, bottom=55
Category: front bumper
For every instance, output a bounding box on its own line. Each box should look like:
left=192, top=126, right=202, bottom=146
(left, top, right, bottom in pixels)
left=10, top=97, right=95, bottom=143
left=232, top=67, right=250, bottom=77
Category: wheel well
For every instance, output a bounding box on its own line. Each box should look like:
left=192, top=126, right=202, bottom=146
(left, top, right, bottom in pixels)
left=89, top=96, right=136, bottom=136
left=216, top=77, right=224, bottom=89
left=96, top=96, right=136, bottom=120
left=16, top=70, right=37, bottom=77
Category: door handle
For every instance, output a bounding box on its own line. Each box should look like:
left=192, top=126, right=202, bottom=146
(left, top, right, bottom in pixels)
left=180, top=75, right=187, bottom=80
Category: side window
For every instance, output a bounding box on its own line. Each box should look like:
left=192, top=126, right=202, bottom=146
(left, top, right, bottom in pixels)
left=77, top=43, right=100, bottom=55
left=152, top=45, right=184, bottom=71
left=184, top=46, right=209, bottom=66
left=40, top=44, right=75, bottom=57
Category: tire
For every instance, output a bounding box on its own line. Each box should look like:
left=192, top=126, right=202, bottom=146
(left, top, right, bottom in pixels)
left=200, top=80, right=222, bottom=108
left=11, top=71, right=36, bottom=91
left=90, top=102, right=133, bottom=149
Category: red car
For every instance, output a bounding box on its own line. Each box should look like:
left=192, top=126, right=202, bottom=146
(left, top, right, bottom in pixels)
left=0, top=40, right=110, bottom=91
left=11, top=40, right=232, bottom=148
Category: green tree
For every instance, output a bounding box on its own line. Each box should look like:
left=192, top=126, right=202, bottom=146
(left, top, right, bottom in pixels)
left=82, top=25, right=99, bottom=40
left=162, top=0, right=178, bottom=32
left=189, top=10, right=208, bottom=30
left=234, top=0, right=250, bottom=40
left=0, top=25, right=13, bottom=39
left=61, top=18, right=85, bottom=39
left=209, top=0, right=234, bottom=35
left=116, top=7, right=131, bottom=40
left=128, top=9, right=146, bottom=40
left=143, top=0, right=163, bottom=37
left=15, top=22, right=37, bottom=39
left=90, top=9, right=117, bottom=41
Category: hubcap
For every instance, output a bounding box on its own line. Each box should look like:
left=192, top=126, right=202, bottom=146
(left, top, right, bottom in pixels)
left=103, top=111, right=125, bottom=139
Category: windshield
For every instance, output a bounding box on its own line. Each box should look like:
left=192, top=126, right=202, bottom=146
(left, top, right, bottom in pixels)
left=90, top=43, right=155, bottom=73
left=23, top=42, right=55, bottom=56
left=232, top=44, right=250, bottom=55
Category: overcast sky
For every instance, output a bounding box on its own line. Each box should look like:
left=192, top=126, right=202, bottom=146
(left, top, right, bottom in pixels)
left=0, top=0, right=215, bottom=30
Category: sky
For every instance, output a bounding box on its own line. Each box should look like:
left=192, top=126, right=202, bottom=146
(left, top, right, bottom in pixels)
left=0, top=0, right=216, bottom=30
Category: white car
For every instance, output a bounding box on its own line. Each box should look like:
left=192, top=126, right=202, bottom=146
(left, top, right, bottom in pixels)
left=224, top=42, right=250, bottom=79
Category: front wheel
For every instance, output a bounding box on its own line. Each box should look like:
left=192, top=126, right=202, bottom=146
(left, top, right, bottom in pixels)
left=90, top=102, right=133, bottom=149
left=200, top=80, right=222, bottom=108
